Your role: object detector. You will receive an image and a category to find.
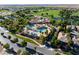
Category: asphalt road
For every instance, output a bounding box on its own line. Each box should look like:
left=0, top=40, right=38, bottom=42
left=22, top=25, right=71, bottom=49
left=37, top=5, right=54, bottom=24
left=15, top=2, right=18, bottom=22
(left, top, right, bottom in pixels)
left=0, top=27, right=58, bottom=55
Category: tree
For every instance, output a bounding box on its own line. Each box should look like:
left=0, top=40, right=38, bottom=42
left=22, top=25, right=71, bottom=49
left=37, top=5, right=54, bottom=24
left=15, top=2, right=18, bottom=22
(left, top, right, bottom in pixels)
left=58, top=26, right=64, bottom=32
left=11, top=38, right=18, bottom=43
left=59, top=9, right=73, bottom=20
left=41, top=13, right=44, bottom=16
left=50, top=19, right=56, bottom=25
left=66, top=27, right=72, bottom=33
left=21, top=50, right=30, bottom=55
left=56, top=20, right=63, bottom=26
left=18, top=41, right=27, bottom=47
left=17, top=49, right=22, bottom=55
left=0, top=41, right=1, bottom=44
left=46, top=13, right=48, bottom=16
left=50, top=15, right=54, bottom=19
left=51, top=36, right=60, bottom=48
left=8, top=35, right=11, bottom=40
left=67, top=33, right=74, bottom=47
left=38, top=35, right=46, bottom=45
left=67, top=39, right=74, bottom=47
left=62, top=20, right=68, bottom=31
left=2, top=16, right=29, bottom=34
left=1, top=33, right=4, bottom=36
left=3, top=43, right=10, bottom=49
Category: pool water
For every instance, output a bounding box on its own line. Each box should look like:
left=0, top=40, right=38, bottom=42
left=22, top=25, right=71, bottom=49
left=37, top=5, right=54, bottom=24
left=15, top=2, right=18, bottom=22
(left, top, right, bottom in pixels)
left=26, top=24, right=34, bottom=30
left=26, top=24, right=47, bottom=33
left=37, top=27, right=47, bottom=33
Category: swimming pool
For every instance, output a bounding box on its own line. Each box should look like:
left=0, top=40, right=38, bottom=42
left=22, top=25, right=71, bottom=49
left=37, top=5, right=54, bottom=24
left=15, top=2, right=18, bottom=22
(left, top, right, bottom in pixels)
left=37, top=27, right=47, bottom=33
left=26, top=25, right=47, bottom=33
left=26, top=24, right=35, bottom=30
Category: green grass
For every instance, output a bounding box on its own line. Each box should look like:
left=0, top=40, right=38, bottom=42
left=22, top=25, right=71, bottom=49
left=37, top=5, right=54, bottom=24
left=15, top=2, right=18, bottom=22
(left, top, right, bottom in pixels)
left=33, top=10, right=60, bottom=17
left=0, top=10, right=9, bottom=12
left=8, top=32, right=39, bottom=46
left=15, top=34, right=39, bottom=45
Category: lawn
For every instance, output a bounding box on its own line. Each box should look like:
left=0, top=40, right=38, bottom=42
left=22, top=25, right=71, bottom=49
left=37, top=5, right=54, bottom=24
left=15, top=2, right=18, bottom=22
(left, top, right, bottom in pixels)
left=0, top=10, right=8, bottom=12
left=33, top=10, right=60, bottom=17
left=15, top=34, right=39, bottom=46
left=8, top=32, right=39, bottom=46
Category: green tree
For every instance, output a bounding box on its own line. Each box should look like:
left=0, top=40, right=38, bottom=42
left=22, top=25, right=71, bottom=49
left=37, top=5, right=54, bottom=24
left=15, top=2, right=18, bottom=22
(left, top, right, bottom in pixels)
left=11, top=38, right=18, bottom=43
left=56, top=20, right=63, bottom=26
left=3, top=43, right=10, bottom=49
left=67, top=33, right=74, bottom=47
left=46, top=13, right=48, bottom=16
left=1, top=33, right=4, bottom=36
left=59, top=9, right=73, bottom=20
left=58, top=26, right=64, bottom=32
left=8, top=35, right=11, bottom=40
left=50, top=19, right=56, bottom=25
left=17, top=49, right=22, bottom=55
left=41, top=13, right=44, bottom=16
left=21, top=50, right=30, bottom=55
left=51, top=36, right=60, bottom=48
left=66, top=27, right=72, bottom=33
left=19, top=41, right=27, bottom=47
left=50, top=15, right=54, bottom=19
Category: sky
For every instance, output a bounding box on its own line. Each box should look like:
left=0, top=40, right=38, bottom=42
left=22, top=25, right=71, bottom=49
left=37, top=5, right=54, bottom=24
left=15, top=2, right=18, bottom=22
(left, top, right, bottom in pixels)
left=0, top=0, right=79, bottom=4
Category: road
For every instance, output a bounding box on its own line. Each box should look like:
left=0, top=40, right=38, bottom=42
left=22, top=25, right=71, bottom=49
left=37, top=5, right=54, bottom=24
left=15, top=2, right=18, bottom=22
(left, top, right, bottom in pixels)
left=0, top=27, right=61, bottom=55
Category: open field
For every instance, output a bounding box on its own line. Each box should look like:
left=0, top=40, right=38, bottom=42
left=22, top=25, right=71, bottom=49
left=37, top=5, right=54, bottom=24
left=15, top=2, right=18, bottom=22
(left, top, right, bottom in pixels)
left=33, top=10, right=60, bottom=17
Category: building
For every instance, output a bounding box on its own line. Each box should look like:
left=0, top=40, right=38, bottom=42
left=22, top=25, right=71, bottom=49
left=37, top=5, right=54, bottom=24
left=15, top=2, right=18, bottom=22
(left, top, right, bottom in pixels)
left=23, top=16, right=51, bottom=38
